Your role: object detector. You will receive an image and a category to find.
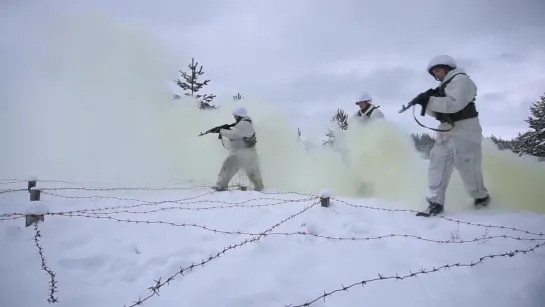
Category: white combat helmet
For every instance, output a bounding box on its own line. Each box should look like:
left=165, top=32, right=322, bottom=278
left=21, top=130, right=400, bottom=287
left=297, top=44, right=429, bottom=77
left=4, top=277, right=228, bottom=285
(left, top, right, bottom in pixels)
left=232, top=106, right=248, bottom=117
left=426, top=55, right=457, bottom=76
left=356, top=92, right=372, bottom=104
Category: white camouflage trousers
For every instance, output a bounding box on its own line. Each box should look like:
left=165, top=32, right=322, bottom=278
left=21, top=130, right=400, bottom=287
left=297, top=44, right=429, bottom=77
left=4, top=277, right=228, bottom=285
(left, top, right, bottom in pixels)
left=427, top=135, right=489, bottom=206
left=216, top=149, right=264, bottom=191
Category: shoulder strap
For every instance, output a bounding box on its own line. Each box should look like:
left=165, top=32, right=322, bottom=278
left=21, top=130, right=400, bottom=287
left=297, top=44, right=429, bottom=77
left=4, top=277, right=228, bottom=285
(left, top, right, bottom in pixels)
left=365, top=105, right=380, bottom=117
left=440, top=72, right=466, bottom=89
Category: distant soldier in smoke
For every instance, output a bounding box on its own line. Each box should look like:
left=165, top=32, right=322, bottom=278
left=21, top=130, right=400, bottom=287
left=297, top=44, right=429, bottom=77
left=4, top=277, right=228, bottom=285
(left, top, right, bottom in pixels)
left=350, top=92, right=385, bottom=124
left=211, top=106, right=264, bottom=192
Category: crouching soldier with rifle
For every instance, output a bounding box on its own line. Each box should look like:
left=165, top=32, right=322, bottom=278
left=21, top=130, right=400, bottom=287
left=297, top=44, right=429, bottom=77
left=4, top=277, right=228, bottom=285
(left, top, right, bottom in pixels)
left=200, top=106, right=265, bottom=192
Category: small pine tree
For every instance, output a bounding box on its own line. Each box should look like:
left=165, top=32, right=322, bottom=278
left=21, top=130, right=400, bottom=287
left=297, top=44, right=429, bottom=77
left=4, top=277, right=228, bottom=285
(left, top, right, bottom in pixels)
left=323, top=129, right=336, bottom=146
left=332, top=108, right=349, bottom=131
left=514, top=94, right=545, bottom=158
left=174, top=57, right=217, bottom=110
left=323, top=108, right=349, bottom=146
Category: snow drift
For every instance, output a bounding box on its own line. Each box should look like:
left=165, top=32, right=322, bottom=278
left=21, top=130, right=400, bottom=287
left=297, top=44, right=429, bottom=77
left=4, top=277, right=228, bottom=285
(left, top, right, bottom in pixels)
left=1, top=11, right=543, bottom=213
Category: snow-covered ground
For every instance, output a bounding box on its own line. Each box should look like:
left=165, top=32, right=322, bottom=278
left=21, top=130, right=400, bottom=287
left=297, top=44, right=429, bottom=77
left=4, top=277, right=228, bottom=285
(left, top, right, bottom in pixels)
left=1, top=179, right=544, bottom=307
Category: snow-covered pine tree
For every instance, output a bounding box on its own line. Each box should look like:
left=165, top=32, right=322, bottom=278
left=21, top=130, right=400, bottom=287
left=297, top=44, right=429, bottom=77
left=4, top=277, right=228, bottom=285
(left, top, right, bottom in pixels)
left=514, top=94, right=545, bottom=158
left=174, top=57, right=217, bottom=110
left=490, top=135, right=519, bottom=151
left=322, top=108, right=348, bottom=146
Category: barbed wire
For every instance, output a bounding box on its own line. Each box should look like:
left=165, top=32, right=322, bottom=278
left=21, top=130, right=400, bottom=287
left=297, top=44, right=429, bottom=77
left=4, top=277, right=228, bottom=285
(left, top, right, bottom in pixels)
left=39, top=189, right=216, bottom=202
left=33, top=223, right=59, bottom=304
left=3, top=184, right=543, bottom=239
left=0, top=180, right=25, bottom=185
left=1, top=180, right=544, bottom=307
left=65, top=198, right=315, bottom=215
left=125, top=200, right=319, bottom=307
left=0, top=179, right=315, bottom=198
left=0, top=188, right=28, bottom=195
left=16, top=211, right=545, bottom=246
left=437, top=215, right=545, bottom=237
left=39, top=191, right=316, bottom=213
left=332, top=197, right=545, bottom=237
left=285, top=241, right=545, bottom=307
left=0, top=197, right=318, bottom=221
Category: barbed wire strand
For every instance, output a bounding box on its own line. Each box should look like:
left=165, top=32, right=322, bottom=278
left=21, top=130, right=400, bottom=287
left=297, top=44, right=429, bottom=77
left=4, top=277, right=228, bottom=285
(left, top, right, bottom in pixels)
left=33, top=223, right=59, bottom=303
left=0, top=178, right=211, bottom=188
left=125, top=201, right=319, bottom=307
left=39, top=191, right=316, bottom=213
left=22, top=211, right=545, bottom=246
left=64, top=198, right=316, bottom=216
left=437, top=215, right=545, bottom=237
left=332, top=197, right=545, bottom=237
left=0, top=188, right=28, bottom=195
left=39, top=190, right=216, bottom=203
left=0, top=197, right=317, bottom=222
left=0, top=180, right=26, bottom=185
left=284, top=241, right=545, bottom=307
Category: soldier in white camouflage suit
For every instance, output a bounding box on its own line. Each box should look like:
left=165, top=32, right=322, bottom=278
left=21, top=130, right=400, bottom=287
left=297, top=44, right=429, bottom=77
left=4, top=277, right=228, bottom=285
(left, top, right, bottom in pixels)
left=213, top=106, right=264, bottom=192
left=410, top=55, right=491, bottom=216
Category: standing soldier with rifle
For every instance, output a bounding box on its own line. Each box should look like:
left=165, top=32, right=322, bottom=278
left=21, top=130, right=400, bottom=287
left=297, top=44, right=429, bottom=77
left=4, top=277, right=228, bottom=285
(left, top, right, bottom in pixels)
left=200, top=106, right=264, bottom=192
left=400, top=55, right=491, bottom=217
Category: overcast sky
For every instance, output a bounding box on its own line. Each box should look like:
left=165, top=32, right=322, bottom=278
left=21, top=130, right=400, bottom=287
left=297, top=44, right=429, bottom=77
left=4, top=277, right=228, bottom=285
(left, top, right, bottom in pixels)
left=3, top=0, right=545, bottom=140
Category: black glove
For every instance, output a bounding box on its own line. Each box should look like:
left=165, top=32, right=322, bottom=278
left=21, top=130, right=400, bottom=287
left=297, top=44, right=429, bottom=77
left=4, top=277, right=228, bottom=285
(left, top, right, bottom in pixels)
left=410, top=91, right=433, bottom=116
left=423, top=88, right=437, bottom=97
left=215, top=124, right=233, bottom=139
left=413, top=93, right=428, bottom=106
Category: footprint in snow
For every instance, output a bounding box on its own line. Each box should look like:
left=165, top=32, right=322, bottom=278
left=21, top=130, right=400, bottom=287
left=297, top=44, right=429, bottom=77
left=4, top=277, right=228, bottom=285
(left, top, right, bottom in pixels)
left=58, top=255, right=109, bottom=272
left=349, top=222, right=372, bottom=234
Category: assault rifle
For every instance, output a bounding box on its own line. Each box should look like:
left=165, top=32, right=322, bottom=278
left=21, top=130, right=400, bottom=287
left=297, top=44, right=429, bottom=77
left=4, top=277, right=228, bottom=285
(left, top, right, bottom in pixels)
left=398, top=88, right=454, bottom=132
left=398, top=88, right=437, bottom=115
left=198, top=122, right=236, bottom=138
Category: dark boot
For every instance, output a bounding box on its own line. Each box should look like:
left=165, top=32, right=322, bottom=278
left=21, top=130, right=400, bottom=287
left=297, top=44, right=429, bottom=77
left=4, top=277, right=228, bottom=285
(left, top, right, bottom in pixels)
left=474, top=195, right=490, bottom=208
left=416, top=201, right=444, bottom=217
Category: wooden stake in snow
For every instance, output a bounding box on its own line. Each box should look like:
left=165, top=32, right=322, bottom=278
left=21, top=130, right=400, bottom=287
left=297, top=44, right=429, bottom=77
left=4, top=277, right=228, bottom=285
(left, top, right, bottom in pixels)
left=320, top=197, right=330, bottom=207
left=27, top=178, right=37, bottom=193
left=26, top=187, right=45, bottom=227
left=319, top=189, right=331, bottom=207
left=30, top=187, right=41, bottom=201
